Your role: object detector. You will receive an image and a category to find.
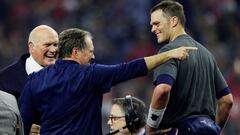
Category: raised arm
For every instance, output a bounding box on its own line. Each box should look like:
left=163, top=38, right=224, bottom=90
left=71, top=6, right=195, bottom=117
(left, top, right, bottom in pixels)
left=92, top=46, right=197, bottom=91
left=144, top=46, right=197, bottom=71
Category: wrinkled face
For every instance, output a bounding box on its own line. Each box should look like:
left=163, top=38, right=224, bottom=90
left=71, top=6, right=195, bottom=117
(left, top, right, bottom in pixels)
left=78, top=36, right=95, bottom=64
left=29, top=29, right=59, bottom=66
left=150, top=10, right=171, bottom=44
left=107, top=104, right=129, bottom=135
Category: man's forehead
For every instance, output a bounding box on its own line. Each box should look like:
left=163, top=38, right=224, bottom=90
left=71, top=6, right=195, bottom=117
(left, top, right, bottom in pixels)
left=150, top=10, right=169, bottom=24
left=151, top=10, right=164, bottom=18
left=111, top=104, right=124, bottom=115
left=150, top=10, right=161, bottom=23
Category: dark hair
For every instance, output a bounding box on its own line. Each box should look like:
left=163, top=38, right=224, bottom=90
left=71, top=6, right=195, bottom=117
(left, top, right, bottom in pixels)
left=58, top=28, right=92, bottom=58
left=150, top=0, right=186, bottom=27
left=112, top=96, right=146, bottom=133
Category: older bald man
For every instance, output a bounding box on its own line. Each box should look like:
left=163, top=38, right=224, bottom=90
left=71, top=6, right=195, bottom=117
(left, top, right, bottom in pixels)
left=0, top=25, right=58, bottom=135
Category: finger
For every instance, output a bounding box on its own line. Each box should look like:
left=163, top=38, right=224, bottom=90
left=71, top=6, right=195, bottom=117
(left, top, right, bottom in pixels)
left=30, top=131, right=40, bottom=134
left=30, top=127, right=40, bottom=134
left=31, top=128, right=40, bottom=131
left=31, top=130, right=40, bottom=133
left=31, top=128, right=40, bottom=132
left=183, top=47, right=198, bottom=51
left=180, top=52, right=188, bottom=60
left=181, top=56, right=186, bottom=60
left=34, top=124, right=40, bottom=128
left=154, top=128, right=172, bottom=134
left=32, top=124, right=40, bottom=129
left=162, top=128, right=172, bottom=133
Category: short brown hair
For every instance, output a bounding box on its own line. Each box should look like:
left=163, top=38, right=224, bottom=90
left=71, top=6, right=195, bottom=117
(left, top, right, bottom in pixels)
left=58, top=28, right=92, bottom=58
left=151, top=0, right=186, bottom=27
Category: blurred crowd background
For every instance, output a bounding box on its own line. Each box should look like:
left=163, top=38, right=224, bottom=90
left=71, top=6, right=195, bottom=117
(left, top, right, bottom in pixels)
left=0, top=0, right=239, bottom=134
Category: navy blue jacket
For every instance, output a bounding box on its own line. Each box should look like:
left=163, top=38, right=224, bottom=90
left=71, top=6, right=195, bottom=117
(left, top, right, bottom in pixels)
left=20, top=58, right=148, bottom=135
left=0, top=54, right=29, bottom=100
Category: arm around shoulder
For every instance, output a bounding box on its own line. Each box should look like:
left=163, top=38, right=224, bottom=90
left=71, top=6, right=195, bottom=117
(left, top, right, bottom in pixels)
left=144, top=46, right=197, bottom=71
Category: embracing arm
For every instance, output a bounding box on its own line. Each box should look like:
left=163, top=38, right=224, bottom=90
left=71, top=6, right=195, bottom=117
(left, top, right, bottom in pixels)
left=144, top=46, right=197, bottom=71
left=93, top=47, right=196, bottom=90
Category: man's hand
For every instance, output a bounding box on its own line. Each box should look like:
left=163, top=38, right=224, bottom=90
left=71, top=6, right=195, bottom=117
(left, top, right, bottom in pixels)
left=29, top=124, right=40, bottom=135
left=144, top=46, right=197, bottom=71
left=167, top=46, right=198, bottom=60
left=147, top=125, right=172, bottom=135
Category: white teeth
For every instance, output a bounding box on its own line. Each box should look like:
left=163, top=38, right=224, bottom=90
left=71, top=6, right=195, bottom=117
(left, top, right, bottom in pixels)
left=46, top=55, right=55, bottom=58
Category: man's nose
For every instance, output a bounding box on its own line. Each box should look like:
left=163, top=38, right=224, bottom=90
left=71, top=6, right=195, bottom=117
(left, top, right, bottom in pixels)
left=49, top=45, right=58, bottom=52
left=107, top=119, right=112, bottom=125
left=151, top=25, right=156, bottom=33
left=151, top=27, right=155, bottom=33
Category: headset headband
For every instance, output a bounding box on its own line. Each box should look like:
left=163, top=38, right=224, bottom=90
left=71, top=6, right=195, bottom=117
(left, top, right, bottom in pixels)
left=124, top=95, right=139, bottom=133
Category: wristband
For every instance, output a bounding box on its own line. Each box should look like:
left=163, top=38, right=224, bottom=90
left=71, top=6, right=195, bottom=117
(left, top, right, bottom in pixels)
left=147, top=106, right=166, bottom=128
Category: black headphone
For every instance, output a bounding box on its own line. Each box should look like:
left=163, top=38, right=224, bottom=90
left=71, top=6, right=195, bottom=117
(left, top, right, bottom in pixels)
left=106, top=95, right=142, bottom=135
left=124, top=95, right=140, bottom=133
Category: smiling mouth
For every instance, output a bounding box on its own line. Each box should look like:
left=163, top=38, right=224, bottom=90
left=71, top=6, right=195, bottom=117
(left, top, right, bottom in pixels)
left=45, top=55, right=56, bottom=59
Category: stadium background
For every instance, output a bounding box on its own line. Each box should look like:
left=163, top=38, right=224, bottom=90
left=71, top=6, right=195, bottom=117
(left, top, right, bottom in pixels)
left=0, top=0, right=239, bottom=134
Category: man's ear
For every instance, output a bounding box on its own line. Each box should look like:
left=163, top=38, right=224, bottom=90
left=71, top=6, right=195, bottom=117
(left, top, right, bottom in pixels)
left=28, top=42, right=34, bottom=53
left=170, top=16, right=179, bottom=28
left=72, top=47, right=81, bottom=56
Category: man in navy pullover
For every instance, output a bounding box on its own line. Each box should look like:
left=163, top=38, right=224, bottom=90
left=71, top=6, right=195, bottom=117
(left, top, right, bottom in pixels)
left=20, top=28, right=196, bottom=135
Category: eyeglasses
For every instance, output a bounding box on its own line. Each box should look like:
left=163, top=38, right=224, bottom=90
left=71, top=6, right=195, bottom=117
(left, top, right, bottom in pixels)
left=109, top=115, right=125, bottom=123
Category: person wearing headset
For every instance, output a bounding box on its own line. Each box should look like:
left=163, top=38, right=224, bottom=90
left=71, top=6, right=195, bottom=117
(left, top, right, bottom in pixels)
left=107, top=95, right=147, bottom=135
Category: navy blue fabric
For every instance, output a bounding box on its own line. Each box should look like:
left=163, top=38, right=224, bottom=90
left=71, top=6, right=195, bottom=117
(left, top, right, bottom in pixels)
left=163, top=116, right=221, bottom=135
left=0, top=54, right=29, bottom=100
left=176, top=116, right=221, bottom=135
left=20, top=58, right=148, bottom=135
left=216, top=87, right=231, bottom=100
left=154, top=74, right=174, bottom=86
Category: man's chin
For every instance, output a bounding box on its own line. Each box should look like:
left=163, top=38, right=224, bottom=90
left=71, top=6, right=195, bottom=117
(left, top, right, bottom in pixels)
left=158, top=39, right=169, bottom=45
left=157, top=38, right=164, bottom=43
left=44, top=59, right=56, bottom=66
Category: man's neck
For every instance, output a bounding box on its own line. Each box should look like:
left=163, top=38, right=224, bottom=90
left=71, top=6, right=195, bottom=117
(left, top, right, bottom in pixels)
left=62, top=57, right=82, bottom=64
left=25, top=55, right=43, bottom=75
left=170, top=27, right=186, bottom=42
